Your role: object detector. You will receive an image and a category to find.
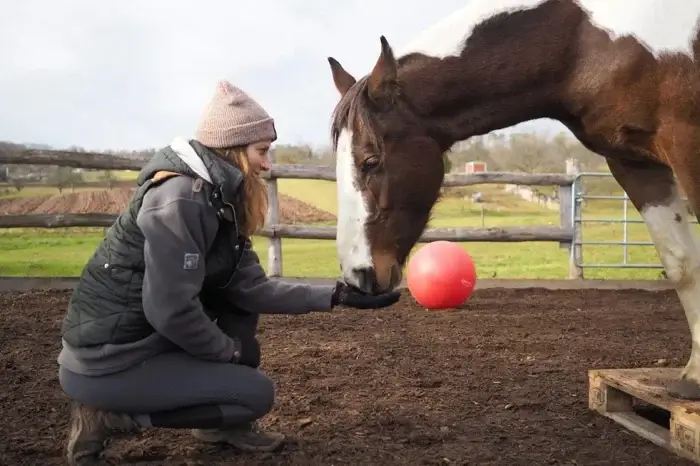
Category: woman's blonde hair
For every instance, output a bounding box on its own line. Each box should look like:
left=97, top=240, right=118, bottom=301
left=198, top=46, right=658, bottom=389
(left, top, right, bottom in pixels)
left=212, top=146, right=269, bottom=237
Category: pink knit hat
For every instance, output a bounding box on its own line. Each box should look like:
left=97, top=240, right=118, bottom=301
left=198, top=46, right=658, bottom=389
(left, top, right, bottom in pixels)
left=195, top=80, right=277, bottom=148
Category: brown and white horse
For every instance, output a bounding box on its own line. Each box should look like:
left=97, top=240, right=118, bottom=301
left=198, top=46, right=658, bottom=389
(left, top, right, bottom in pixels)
left=327, top=0, right=700, bottom=399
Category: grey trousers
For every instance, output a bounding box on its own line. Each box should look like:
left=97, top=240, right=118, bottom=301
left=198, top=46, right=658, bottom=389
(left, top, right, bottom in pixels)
left=59, top=311, right=273, bottom=429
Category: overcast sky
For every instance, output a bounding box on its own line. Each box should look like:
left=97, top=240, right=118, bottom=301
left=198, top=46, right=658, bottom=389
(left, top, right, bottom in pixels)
left=1, top=0, right=559, bottom=152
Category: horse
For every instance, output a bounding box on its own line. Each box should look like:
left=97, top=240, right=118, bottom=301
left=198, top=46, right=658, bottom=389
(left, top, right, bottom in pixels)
left=326, top=0, right=700, bottom=400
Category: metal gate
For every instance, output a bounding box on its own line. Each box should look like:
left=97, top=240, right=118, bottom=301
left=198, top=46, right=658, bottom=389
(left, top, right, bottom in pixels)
left=568, top=172, right=697, bottom=277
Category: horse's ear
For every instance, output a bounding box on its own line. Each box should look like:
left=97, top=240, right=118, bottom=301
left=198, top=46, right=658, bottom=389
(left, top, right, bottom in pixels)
left=328, top=57, right=356, bottom=96
left=368, top=36, right=397, bottom=104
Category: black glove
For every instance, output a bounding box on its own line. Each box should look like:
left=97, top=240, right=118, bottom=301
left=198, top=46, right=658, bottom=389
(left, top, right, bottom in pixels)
left=218, top=311, right=261, bottom=368
left=228, top=335, right=261, bottom=368
left=330, top=281, right=401, bottom=309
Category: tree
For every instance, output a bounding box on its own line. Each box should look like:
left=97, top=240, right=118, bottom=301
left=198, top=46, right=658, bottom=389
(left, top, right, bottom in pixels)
left=442, top=153, right=452, bottom=173
left=47, top=167, right=84, bottom=193
left=10, top=177, right=24, bottom=193
left=100, top=170, right=115, bottom=189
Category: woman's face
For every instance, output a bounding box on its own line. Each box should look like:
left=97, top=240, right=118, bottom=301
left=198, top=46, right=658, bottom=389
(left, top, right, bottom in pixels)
left=245, top=140, right=273, bottom=175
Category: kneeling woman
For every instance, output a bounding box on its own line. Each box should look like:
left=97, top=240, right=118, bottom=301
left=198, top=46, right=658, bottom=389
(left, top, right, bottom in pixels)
left=57, top=80, right=400, bottom=465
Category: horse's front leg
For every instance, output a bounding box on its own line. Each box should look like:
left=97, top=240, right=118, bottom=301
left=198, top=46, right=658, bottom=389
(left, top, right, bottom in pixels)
left=607, top=157, right=700, bottom=399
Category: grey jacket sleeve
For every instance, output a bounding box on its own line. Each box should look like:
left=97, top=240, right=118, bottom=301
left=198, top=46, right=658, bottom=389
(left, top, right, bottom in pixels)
left=136, top=177, right=237, bottom=363
left=223, top=240, right=335, bottom=315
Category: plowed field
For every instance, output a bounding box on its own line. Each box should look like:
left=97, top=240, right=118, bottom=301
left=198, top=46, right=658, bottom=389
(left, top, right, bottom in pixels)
left=0, top=187, right=334, bottom=224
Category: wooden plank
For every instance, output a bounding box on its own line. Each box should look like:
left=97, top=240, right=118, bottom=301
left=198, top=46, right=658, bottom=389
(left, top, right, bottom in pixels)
left=0, top=148, right=148, bottom=170
left=441, top=171, right=575, bottom=187
left=0, top=214, right=574, bottom=243
left=607, top=411, right=670, bottom=450
left=0, top=213, right=119, bottom=228
left=0, top=147, right=576, bottom=186
left=589, top=367, right=700, bottom=464
left=260, top=225, right=573, bottom=242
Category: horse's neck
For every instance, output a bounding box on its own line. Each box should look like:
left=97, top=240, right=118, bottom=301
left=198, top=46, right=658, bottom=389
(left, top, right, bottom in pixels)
left=398, top=52, right=564, bottom=147
left=395, top=0, right=581, bottom=147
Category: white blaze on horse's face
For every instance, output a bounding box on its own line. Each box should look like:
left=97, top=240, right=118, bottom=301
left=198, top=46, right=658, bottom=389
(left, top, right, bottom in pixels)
left=335, top=127, right=373, bottom=290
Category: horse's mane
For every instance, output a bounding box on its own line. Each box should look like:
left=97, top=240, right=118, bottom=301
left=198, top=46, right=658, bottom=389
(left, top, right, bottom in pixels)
left=330, top=53, right=435, bottom=153
left=330, top=75, right=378, bottom=152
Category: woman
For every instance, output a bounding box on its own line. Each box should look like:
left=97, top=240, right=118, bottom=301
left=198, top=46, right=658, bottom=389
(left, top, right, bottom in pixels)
left=57, top=80, right=401, bottom=465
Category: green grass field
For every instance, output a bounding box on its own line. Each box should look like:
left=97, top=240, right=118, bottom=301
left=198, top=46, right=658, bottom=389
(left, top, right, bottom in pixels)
left=0, top=171, right=688, bottom=280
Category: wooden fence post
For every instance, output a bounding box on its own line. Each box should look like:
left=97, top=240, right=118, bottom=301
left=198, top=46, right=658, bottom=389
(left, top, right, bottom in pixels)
left=265, top=148, right=283, bottom=277
left=558, top=165, right=573, bottom=252
left=566, top=158, right=584, bottom=279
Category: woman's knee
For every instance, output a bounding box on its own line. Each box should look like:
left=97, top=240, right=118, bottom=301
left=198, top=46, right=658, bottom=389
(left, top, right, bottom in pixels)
left=244, top=369, right=275, bottom=417
left=58, top=366, right=120, bottom=410
left=58, top=366, right=86, bottom=403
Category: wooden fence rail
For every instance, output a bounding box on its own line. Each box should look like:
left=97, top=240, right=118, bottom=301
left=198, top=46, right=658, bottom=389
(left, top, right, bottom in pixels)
left=0, top=147, right=575, bottom=185
left=0, top=147, right=581, bottom=279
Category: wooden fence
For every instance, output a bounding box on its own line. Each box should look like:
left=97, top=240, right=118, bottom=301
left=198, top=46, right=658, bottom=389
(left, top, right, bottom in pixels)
left=0, top=147, right=582, bottom=279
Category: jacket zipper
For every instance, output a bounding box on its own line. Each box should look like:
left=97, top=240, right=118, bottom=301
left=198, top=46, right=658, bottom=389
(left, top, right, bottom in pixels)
left=217, top=193, right=245, bottom=290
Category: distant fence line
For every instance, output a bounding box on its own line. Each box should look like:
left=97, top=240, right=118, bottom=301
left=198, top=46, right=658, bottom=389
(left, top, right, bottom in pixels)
left=503, top=184, right=561, bottom=211
left=0, top=147, right=583, bottom=279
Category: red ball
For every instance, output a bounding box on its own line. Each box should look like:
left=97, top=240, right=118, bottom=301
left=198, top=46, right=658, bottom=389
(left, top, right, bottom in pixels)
left=406, top=241, right=477, bottom=310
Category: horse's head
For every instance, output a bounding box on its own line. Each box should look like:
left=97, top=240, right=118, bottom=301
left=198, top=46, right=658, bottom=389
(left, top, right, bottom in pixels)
left=328, top=36, right=447, bottom=295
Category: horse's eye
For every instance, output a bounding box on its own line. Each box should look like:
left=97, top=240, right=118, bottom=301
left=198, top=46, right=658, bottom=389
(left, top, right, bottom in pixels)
left=360, top=156, right=380, bottom=172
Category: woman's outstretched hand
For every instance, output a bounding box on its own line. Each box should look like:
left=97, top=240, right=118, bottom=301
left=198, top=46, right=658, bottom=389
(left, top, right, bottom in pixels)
left=331, top=281, right=402, bottom=309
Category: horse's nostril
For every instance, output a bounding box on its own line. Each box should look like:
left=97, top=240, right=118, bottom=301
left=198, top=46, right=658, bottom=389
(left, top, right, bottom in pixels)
left=352, top=267, right=376, bottom=293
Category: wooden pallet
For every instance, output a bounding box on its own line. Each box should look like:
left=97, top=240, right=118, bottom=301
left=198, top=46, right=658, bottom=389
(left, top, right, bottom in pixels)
left=589, top=367, right=700, bottom=464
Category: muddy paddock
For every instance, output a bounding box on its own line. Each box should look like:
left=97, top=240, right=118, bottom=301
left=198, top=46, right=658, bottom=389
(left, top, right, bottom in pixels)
left=1, top=287, right=695, bottom=465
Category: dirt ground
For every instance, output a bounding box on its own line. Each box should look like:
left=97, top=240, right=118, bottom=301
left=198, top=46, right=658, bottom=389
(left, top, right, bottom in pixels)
left=1, top=287, right=696, bottom=465
left=0, top=188, right=335, bottom=224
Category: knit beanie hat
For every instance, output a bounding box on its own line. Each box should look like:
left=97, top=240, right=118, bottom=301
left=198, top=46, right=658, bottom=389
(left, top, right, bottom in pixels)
left=195, top=80, right=277, bottom=148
